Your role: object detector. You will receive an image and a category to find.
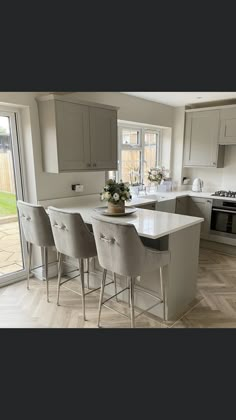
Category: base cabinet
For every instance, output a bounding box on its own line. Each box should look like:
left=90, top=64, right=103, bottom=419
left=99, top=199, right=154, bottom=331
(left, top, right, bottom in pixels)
left=175, top=196, right=188, bottom=215
left=176, top=196, right=212, bottom=239
left=137, top=202, right=156, bottom=210
left=137, top=199, right=176, bottom=213
left=188, top=197, right=213, bottom=238
left=156, top=199, right=176, bottom=213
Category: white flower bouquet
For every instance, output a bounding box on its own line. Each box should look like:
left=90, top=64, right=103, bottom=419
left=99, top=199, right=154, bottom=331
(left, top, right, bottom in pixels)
left=100, top=179, right=132, bottom=204
left=147, top=167, right=168, bottom=184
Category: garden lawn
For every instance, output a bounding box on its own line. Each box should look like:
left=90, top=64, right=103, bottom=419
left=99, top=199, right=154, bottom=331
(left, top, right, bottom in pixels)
left=0, top=191, right=17, bottom=216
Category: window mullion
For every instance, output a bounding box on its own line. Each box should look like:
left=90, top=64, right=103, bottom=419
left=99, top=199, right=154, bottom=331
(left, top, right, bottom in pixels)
left=118, top=124, right=163, bottom=185
left=141, top=128, right=145, bottom=184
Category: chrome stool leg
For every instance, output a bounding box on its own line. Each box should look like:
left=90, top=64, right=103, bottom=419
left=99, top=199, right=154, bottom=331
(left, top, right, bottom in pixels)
left=160, top=267, right=166, bottom=321
left=130, top=277, right=135, bottom=328
left=57, top=252, right=62, bottom=306
left=127, top=277, right=131, bottom=307
left=87, top=258, right=90, bottom=289
left=98, top=269, right=107, bottom=328
left=27, top=242, right=32, bottom=290
left=79, top=259, right=87, bottom=321
left=113, top=273, right=118, bottom=302
left=44, top=247, right=49, bottom=302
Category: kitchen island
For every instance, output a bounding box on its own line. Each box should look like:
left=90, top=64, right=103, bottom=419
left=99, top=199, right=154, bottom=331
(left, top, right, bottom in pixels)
left=40, top=194, right=203, bottom=321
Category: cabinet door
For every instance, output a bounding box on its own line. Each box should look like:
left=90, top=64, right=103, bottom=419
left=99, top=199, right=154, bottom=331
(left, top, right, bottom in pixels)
left=219, top=107, right=236, bottom=144
left=188, top=197, right=212, bottom=238
left=156, top=199, right=176, bottom=213
left=183, top=110, right=220, bottom=167
left=137, top=202, right=156, bottom=210
left=175, top=196, right=188, bottom=215
left=55, top=101, right=91, bottom=171
left=89, top=107, right=117, bottom=170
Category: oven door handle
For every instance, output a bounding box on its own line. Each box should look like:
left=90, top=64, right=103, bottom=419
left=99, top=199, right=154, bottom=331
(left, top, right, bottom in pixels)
left=212, top=208, right=236, bottom=214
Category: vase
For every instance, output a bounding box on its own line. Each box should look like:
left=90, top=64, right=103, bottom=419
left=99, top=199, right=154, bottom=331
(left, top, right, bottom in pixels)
left=149, top=182, right=160, bottom=193
left=107, top=200, right=125, bottom=214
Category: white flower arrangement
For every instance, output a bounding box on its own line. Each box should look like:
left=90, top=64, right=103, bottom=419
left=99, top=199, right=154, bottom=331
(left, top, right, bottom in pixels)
left=147, top=167, right=168, bottom=184
left=100, top=179, right=132, bottom=204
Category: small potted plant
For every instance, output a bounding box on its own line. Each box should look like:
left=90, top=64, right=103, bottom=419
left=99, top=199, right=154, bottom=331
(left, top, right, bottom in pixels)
left=100, top=179, right=132, bottom=214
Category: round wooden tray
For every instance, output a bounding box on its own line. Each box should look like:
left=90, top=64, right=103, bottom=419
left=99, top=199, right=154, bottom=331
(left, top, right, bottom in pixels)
left=94, top=206, right=137, bottom=217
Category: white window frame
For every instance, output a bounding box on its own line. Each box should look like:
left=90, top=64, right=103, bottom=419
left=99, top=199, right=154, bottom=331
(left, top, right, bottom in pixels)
left=0, top=108, right=28, bottom=286
left=118, top=122, right=161, bottom=185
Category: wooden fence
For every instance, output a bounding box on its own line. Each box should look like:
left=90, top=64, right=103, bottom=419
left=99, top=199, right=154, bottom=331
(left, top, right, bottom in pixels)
left=0, top=151, right=15, bottom=193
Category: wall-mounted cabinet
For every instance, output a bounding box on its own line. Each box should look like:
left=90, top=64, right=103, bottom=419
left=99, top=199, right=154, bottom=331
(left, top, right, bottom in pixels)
left=37, top=95, right=118, bottom=173
left=219, top=106, right=236, bottom=145
left=183, top=109, right=225, bottom=168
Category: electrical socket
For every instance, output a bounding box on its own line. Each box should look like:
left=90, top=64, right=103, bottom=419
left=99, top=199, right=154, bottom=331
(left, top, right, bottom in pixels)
left=72, top=184, right=84, bottom=193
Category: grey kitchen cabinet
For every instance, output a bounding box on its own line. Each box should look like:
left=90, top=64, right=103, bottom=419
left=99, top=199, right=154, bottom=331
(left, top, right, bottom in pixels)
left=89, top=107, right=117, bottom=170
left=55, top=101, right=90, bottom=171
left=37, top=95, right=118, bottom=173
left=219, top=106, right=236, bottom=144
left=175, top=196, right=189, bottom=215
left=156, top=198, right=176, bottom=213
left=137, top=202, right=156, bottom=210
left=138, top=199, right=176, bottom=213
left=183, top=110, right=224, bottom=168
left=188, top=197, right=212, bottom=238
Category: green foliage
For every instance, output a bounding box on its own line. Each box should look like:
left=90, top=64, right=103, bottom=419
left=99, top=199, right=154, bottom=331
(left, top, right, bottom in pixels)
left=0, top=192, right=17, bottom=216
left=100, top=179, right=132, bottom=204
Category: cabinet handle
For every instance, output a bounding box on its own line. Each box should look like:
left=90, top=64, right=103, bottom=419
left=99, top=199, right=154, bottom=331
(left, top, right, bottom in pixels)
left=212, top=162, right=216, bottom=165
left=93, top=163, right=97, bottom=167
left=207, top=200, right=212, bottom=203
left=87, top=163, right=91, bottom=167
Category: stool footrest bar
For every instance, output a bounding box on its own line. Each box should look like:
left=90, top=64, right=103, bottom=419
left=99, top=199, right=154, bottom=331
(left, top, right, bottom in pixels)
left=135, top=301, right=163, bottom=319
left=60, top=277, right=76, bottom=286
left=102, top=286, right=129, bottom=305
left=102, top=304, right=129, bottom=319
left=84, top=285, right=101, bottom=295
left=134, top=285, right=162, bottom=301
left=30, top=260, right=58, bottom=272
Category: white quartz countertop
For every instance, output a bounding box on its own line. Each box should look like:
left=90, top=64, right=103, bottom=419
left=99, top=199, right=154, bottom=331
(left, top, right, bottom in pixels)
left=43, top=194, right=203, bottom=240
left=138, top=190, right=236, bottom=203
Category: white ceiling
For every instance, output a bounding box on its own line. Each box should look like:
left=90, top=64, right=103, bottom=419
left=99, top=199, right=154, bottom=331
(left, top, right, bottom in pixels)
left=122, top=92, right=236, bottom=107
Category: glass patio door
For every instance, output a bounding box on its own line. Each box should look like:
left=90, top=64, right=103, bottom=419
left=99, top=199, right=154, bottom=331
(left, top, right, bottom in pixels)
left=0, top=110, right=27, bottom=286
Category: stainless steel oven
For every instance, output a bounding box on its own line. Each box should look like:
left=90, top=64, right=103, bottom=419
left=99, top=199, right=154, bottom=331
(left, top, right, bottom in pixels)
left=211, top=199, right=236, bottom=238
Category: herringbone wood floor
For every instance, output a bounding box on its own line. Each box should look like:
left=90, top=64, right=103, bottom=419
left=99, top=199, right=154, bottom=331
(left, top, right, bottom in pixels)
left=1, top=247, right=236, bottom=328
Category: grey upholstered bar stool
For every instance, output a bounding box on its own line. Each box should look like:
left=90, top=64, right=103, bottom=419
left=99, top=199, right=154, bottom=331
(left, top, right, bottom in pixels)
left=92, top=216, right=170, bottom=328
left=48, top=207, right=102, bottom=321
left=17, top=200, right=55, bottom=302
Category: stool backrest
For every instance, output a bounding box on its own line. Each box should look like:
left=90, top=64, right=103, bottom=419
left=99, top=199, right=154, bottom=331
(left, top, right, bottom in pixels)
left=91, top=216, right=147, bottom=277
left=17, top=200, right=54, bottom=247
left=48, top=207, right=97, bottom=259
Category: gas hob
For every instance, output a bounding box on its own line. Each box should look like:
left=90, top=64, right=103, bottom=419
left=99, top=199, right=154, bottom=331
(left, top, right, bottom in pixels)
left=211, top=190, right=236, bottom=198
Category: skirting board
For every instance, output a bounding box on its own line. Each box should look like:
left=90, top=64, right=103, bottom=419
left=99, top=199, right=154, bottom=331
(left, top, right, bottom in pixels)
left=32, top=262, right=58, bottom=281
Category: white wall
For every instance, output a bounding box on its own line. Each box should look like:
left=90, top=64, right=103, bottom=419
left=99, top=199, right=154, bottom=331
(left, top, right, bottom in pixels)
left=50, top=92, right=174, bottom=128
left=171, top=107, right=185, bottom=188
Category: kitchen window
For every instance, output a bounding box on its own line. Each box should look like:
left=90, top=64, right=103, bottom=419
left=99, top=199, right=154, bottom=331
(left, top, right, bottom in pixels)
left=112, top=124, right=161, bottom=185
